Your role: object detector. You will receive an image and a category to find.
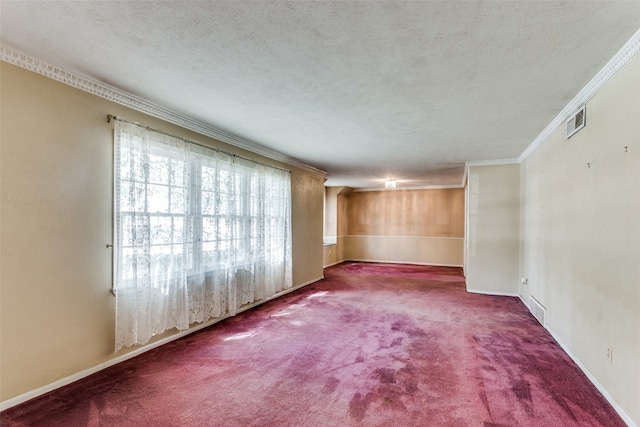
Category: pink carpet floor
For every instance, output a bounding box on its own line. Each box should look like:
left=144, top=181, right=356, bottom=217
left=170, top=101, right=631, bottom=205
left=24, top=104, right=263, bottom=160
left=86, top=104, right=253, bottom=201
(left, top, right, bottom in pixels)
left=1, top=262, right=626, bottom=426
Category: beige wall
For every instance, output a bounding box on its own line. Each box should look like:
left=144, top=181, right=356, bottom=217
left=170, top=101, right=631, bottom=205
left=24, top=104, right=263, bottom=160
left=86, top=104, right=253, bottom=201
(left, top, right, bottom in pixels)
left=0, top=62, right=325, bottom=403
left=466, top=164, right=520, bottom=294
left=323, top=186, right=339, bottom=243
left=322, top=236, right=347, bottom=268
left=345, top=188, right=464, bottom=266
left=520, top=55, right=640, bottom=424
left=346, top=235, right=463, bottom=266
left=323, top=187, right=350, bottom=267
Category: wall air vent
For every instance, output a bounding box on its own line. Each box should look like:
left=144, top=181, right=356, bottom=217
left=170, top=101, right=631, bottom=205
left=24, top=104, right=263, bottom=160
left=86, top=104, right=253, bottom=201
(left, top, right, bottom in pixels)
left=529, top=296, right=546, bottom=326
left=565, top=105, right=586, bottom=139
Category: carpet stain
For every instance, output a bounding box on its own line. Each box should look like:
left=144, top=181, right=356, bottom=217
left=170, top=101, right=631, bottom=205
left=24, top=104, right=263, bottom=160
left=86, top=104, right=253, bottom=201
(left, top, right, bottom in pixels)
left=512, top=378, right=534, bottom=416
left=390, top=337, right=403, bottom=347
left=373, top=367, right=397, bottom=384
left=512, top=379, right=531, bottom=401
left=1, top=262, right=627, bottom=427
left=550, top=388, right=578, bottom=420
left=348, top=391, right=375, bottom=421
left=289, top=348, right=321, bottom=371
left=321, top=377, right=340, bottom=394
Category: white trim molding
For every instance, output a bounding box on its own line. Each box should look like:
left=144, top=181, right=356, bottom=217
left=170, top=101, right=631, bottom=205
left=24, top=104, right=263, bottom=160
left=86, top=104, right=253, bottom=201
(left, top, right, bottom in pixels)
left=0, top=45, right=326, bottom=178
left=345, top=258, right=463, bottom=268
left=346, top=234, right=463, bottom=240
left=516, top=296, right=637, bottom=427
left=466, top=158, right=520, bottom=168
left=518, top=27, right=640, bottom=163
left=466, top=289, right=520, bottom=298
left=461, top=165, right=469, bottom=188
left=544, top=327, right=638, bottom=427
left=322, top=260, right=345, bottom=268
left=463, top=27, right=640, bottom=168
left=464, top=159, right=521, bottom=182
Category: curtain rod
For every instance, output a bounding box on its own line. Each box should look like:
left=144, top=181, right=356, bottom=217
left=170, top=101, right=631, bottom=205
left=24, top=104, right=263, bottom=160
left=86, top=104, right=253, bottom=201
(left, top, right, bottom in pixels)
left=106, top=114, right=290, bottom=173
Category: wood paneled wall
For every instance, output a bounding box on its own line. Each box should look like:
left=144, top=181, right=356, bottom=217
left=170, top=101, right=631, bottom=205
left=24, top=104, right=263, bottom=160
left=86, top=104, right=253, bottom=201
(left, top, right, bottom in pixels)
left=347, top=189, right=464, bottom=237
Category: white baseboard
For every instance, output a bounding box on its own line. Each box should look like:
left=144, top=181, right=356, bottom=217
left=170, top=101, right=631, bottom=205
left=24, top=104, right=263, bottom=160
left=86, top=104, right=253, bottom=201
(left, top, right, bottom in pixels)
left=466, top=291, right=635, bottom=426
left=0, top=276, right=324, bottom=412
left=518, top=294, right=530, bottom=309
left=474, top=292, right=635, bottom=426
left=346, top=258, right=463, bottom=268
left=514, top=304, right=636, bottom=427
left=323, top=260, right=346, bottom=268
left=543, top=327, right=636, bottom=427
left=466, top=289, right=520, bottom=297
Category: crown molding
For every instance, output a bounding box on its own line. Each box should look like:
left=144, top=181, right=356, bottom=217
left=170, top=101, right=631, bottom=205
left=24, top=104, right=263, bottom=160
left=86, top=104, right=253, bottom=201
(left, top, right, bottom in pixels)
left=0, top=45, right=326, bottom=177
left=4, top=25, right=639, bottom=180
left=461, top=163, right=468, bottom=187
left=465, top=158, right=520, bottom=167
left=464, top=28, right=640, bottom=169
left=518, top=27, right=640, bottom=162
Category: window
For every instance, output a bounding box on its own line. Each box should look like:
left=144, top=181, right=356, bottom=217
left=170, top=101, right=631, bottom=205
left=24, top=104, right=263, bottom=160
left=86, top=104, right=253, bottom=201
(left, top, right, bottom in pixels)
left=114, top=121, right=292, bottom=350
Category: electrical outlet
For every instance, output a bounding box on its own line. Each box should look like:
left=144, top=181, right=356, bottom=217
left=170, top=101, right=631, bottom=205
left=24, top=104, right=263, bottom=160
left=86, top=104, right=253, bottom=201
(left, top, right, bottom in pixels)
left=606, top=347, right=613, bottom=364
left=521, top=277, right=528, bottom=286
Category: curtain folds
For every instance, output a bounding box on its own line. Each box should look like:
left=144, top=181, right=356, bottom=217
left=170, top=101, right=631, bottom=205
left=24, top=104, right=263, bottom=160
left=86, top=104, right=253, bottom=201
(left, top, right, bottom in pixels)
left=114, top=121, right=292, bottom=351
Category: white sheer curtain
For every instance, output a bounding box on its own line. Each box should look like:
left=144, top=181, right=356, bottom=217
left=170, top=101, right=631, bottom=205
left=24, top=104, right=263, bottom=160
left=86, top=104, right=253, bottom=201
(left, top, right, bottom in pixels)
left=114, top=121, right=292, bottom=351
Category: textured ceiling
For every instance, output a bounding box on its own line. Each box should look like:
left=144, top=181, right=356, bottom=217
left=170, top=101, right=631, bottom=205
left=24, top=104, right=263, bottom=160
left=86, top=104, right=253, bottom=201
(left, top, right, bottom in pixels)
left=2, top=1, right=640, bottom=188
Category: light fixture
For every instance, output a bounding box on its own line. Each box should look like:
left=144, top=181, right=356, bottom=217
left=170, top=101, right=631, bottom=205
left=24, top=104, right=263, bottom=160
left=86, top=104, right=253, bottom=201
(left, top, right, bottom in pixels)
left=384, top=180, right=396, bottom=189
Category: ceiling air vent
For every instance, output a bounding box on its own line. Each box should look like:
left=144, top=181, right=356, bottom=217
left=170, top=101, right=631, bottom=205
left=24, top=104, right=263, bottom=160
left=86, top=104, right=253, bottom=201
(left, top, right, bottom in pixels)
left=565, top=105, right=586, bottom=139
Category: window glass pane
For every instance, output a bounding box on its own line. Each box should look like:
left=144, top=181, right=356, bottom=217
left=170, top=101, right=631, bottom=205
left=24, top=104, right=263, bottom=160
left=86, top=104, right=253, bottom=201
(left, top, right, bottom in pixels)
left=119, top=181, right=133, bottom=212
left=171, top=187, right=185, bottom=214
left=202, top=166, right=215, bottom=191
left=202, top=217, right=216, bottom=242
left=148, top=184, right=169, bottom=213
left=149, top=155, right=169, bottom=184
left=150, top=245, right=171, bottom=279
left=202, top=241, right=216, bottom=267
left=173, top=217, right=184, bottom=244
left=121, top=214, right=150, bottom=248
left=133, top=215, right=150, bottom=245
left=132, top=182, right=147, bottom=212
left=170, top=159, right=184, bottom=186
left=202, top=191, right=215, bottom=215
left=171, top=244, right=184, bottom=273
left=121, top=249, right=150, bottom=282
left=122, top=247, right=136, bottom=281
left=218, top=193, right=229, bottom=215
left=230, top=194, right=241, bottom=214
left=219, top=217, right=231, bottom=239
left=218, top=170, right=230, bottom=192
left=150, top=216, right=172, bottom=245
left=250, top=196, right=259, bottom=216
left=131, top=150, right=148, bottom=182
left=186, top=239, right=195, bottom=272
left=121, top=214, right=134, bottom=247
left=119, top=150, right=132, bottom=180
left=219, top=239, right=230, bottom=251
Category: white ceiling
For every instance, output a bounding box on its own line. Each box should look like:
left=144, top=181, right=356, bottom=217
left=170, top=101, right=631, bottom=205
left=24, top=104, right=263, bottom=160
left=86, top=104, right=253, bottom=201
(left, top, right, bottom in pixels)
left=2, top=1, right=639, bottom=188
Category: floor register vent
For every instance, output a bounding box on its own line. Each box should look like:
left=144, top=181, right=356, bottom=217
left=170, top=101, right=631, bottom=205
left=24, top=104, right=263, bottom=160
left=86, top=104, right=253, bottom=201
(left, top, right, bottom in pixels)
left=529, top=296, right=546, bottom=326
left=565, top=105, right=586, bottom=139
